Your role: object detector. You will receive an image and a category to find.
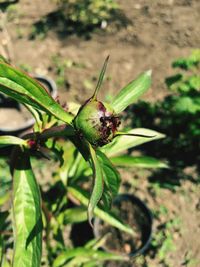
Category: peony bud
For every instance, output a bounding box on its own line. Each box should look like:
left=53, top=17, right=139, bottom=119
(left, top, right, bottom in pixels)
left=73, top=98, right=120, bottom=147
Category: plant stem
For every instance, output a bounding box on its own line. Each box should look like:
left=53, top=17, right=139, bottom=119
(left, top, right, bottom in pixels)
left=23, top=124, right=75, bottom=142
left=39, top=124, right=75, bottom=140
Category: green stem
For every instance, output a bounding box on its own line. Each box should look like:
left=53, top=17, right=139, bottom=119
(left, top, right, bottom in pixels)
left=39, top=124, right=75, bottom=140
left=23, top=124, right=75, bottom=142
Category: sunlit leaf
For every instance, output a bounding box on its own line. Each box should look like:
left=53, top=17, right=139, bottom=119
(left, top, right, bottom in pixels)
left=111, top=70, right=151, bottom=113
left=111, top=155, right=168, bottom=169
left=101, top=128, right=165, bottom=157
left=0, top=136, right=26, bottom=148
left=57, top=207, right=88, bottom=224
left=68, top=186, right=134, bottom=236
left=53, top=247, right=126, bottom=267
left=12, top=149, right=42, bottom=267
left=0, top=62, right=73, bottom=123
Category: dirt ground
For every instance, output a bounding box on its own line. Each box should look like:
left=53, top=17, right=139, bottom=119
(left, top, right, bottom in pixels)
left=0, top=0, right=200, bottom=266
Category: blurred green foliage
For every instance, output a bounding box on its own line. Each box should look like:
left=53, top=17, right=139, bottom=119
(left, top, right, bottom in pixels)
left=58, top=0, right=119, bottom=28
left=125, top=50, right=200, bottom=183
left=151, top=206, right=181, bottom=265
left=165, top=50, right=200, bottom=114
left=30, top=0, right=122, bottom=39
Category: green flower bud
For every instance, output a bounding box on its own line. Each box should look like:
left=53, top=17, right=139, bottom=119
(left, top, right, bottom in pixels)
left=73, top=98, right=120, bottom=146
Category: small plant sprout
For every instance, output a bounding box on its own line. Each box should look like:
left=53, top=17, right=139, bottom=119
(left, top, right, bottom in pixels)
left=0, top=56, right=165, bottom=267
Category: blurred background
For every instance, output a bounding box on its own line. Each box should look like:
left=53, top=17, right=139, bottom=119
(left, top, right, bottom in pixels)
left=0, top=0, right=200, bottom=266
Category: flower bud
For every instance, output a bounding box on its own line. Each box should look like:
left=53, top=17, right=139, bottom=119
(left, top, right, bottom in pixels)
left=73, top=98, right=120, bottom=146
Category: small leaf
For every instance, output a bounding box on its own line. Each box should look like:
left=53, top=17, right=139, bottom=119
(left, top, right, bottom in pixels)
left=0, top=136, right=27, bottom=148
left=53, top=247, right=126, bottom=267
left=0, top=62, right=73, bottom=123
left=111, top=155, right=168, bottom=169
left=111, top=70, right=152, bottom=113
left=57, top=207, right=88, bottom=224
left=88, top=144, right=104, bottom=224
left=12, top=149, right=42, bottom=267
left=101, top=128, right=165, bottom=157
left=68, top=186, right=134, bottom=236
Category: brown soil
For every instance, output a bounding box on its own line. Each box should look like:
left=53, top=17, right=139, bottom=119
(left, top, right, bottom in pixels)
left=0, top=0, right=200, bottom=266
left=1, top=0, right=200, bottom=104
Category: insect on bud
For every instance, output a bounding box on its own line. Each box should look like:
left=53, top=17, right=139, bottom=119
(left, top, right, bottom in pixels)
left=73, top=98, right=120, bottom=146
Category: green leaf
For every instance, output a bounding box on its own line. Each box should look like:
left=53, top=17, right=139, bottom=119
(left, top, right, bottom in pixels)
left=56, top=144, right=76, bottom=185
left=12, top=149, right=42, bottom=267
left=88, top=144, right=104, bottom=224
left=96, top=150, right=120, bottom=209
left=53, top=247, right=126, bottom=267
left=111, top=70, right=151, bottom=113
left=101, top=128, right=165, bottom=157
left=69, top=153, right=90, bottom=181
left=23, top=104, right=43, bottom=132
left=68, top=186, right=134, bottom=236
left=0, top=136, right=26, bottom=148
left=57, top=206, right=88, bottom=224
left=0, top=62, right=73, bottom=123
left=111, top=155, right=168, bottom=169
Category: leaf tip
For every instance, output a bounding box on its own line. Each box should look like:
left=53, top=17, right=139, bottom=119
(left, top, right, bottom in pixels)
left=106, top=55, right=110, bottom=61
left=146, top=69, right=152, bottom=77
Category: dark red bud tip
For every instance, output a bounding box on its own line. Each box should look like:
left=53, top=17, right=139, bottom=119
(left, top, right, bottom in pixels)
left=27, top=139, right=37, bottom=149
